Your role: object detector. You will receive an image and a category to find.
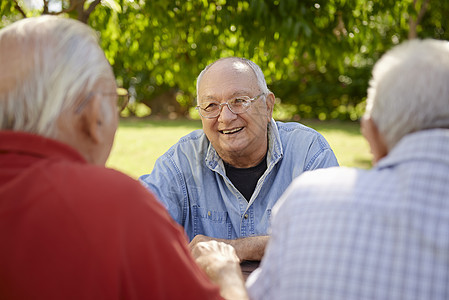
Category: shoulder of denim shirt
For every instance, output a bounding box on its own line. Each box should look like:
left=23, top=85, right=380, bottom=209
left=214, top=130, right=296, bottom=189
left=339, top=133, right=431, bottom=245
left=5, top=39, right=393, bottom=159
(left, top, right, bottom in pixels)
left=164, top=129, right=209, bottom=158
left=274, top=120, right=334, bottom=152
left=274, top=120, right=321, bottom=134
left=275, top=121, right=330, bottom=144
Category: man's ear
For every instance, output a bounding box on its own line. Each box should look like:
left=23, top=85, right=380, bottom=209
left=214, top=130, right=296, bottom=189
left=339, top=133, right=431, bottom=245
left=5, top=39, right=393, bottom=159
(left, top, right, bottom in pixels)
left=361, top=116, right=388, bottom=165
left=265, top=92, right=275, bottom=121
left=79, top=95, right=105, bottom=145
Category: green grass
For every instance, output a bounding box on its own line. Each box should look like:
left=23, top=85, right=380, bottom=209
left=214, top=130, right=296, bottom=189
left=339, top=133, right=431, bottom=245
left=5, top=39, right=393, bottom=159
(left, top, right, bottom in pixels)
left=301, top=119, right=372, bottom=170
left=106, top=118, right=372, bottom=179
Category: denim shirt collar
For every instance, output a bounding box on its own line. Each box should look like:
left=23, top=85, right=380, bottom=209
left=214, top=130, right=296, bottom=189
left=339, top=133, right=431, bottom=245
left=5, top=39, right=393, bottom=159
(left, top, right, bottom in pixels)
left=204, top=119, right=284, bottom=177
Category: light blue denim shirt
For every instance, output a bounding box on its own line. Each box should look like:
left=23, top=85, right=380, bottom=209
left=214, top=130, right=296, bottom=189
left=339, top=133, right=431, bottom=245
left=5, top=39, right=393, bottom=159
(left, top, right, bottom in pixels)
left=139, top=119, right=338, bottom=241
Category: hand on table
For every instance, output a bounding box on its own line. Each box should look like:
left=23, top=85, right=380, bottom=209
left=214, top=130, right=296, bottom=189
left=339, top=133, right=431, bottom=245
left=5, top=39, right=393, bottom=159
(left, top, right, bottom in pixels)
left=191, top=240, right=248, bottom=300
left=191, top=240, right=240, bottom=279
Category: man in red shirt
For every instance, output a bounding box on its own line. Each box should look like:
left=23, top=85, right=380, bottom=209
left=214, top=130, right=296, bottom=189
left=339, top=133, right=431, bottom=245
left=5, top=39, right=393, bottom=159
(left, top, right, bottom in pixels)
left=0, top=16, right=247, bottom=299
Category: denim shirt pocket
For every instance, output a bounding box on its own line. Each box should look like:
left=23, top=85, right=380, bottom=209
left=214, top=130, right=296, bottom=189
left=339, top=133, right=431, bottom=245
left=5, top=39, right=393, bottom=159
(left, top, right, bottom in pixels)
left=192, top=205, right=232, bottom=239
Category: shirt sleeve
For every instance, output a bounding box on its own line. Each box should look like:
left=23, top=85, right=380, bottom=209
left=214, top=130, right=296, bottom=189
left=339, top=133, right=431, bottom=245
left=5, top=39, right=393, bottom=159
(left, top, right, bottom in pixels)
left=307, top=148, right=339, bottom=170
left=139, top=153, right=186, bottom=226
left=304, top=135, right=339, bottom=171
left=118, top=179, right=222, bottom=299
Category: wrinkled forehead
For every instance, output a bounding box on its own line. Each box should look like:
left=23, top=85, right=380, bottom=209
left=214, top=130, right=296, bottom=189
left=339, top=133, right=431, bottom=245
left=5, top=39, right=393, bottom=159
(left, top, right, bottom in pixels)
left=198, top=59, right=259, bottom=98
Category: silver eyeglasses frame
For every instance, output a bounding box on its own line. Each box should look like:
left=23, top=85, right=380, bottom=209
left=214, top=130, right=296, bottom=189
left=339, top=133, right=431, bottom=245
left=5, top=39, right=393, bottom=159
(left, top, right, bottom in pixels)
left=196, top=93, right=266, bottom=119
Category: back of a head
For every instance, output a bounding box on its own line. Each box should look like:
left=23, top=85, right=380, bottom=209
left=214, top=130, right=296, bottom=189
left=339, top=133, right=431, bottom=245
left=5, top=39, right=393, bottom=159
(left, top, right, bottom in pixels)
left=365, top=39, right=449, bottom=149
left=0, top=16, right=111, bottom=138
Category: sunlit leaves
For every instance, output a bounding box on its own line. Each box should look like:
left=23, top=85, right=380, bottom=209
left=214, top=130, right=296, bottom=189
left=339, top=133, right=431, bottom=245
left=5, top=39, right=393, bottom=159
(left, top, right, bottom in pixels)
left=95, top=0, right=448, bottom=119
left=2, top=0, right=448, bottom=119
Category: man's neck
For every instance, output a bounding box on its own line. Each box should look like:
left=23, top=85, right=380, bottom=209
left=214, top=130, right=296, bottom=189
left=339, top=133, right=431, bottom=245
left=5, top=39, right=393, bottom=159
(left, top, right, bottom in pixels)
left=221, top=149, right=267, bottom=168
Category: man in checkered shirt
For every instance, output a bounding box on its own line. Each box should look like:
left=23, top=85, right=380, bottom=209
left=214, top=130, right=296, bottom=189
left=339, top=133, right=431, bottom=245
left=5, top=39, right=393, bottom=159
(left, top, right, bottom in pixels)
left=246, top=39, right=449, bottom=299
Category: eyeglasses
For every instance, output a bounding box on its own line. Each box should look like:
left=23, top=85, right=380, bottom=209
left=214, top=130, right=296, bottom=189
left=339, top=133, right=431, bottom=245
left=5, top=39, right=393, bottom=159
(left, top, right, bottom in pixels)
left=76, top=88, right=129, bottom=114
left=116, top=88, right=129, bottom=112
left=196, top=93, right=266, bottom=118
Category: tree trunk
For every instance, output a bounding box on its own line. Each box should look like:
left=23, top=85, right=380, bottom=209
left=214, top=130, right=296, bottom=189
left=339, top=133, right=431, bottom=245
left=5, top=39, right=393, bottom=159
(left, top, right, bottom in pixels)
left=409, top=0, right=430, bottom=39
left=141, top=89, right=188, bottom=118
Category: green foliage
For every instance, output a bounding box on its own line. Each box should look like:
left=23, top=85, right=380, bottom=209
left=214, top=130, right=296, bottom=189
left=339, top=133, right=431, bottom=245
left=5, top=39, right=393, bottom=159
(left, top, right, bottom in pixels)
left=1, top=1, right=25, bottom=26
left=120, top=102, right=152, bottom=118
left=96, top=0, right=448, bottom=120
left=2, top=0, right=448, bottom=120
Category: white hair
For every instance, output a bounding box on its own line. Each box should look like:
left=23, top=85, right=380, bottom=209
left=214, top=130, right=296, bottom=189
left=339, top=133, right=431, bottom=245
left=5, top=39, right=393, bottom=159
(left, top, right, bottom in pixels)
left=365, top=39, right=449, bottom=149
left=0, top=15, right=113, bottom=138
left=196, top=57, right=270, bottom=103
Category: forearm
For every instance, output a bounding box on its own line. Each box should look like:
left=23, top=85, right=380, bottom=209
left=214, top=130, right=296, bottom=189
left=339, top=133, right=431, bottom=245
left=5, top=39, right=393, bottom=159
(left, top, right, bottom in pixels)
left=190, top=234, right=269, bottom=261
left=227, top=235, right=269, bottom=261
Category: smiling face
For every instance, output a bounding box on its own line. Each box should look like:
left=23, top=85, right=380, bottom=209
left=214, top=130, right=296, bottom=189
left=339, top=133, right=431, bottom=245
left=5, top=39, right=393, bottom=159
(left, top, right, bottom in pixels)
left=198, top=59, right=274, bottom=168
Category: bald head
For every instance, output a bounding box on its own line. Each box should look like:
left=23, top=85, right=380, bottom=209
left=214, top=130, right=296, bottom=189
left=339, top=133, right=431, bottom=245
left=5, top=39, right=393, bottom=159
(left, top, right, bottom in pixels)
left=196, top=57, right=270, bottom=102
left=0, top=16, right=113, bottom=138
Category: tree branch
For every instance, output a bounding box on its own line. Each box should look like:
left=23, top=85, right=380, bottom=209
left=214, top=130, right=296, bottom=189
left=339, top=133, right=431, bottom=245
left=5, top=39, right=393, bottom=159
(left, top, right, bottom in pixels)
left=44, top=0, right=79, bottom=15
left=416, top=0, right=430, bottom=24
left=42, top=0, right=49, bottom=14
left=408, top=0, right=430, bottom=39
left=85, top=0, right=101, bottom=16
left=13, top=0, right=27, bottom=18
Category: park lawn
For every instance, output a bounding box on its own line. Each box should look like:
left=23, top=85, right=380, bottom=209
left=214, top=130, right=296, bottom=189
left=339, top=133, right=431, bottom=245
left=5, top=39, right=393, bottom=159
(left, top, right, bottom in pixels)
left=106, top=118, right=372, bottom=179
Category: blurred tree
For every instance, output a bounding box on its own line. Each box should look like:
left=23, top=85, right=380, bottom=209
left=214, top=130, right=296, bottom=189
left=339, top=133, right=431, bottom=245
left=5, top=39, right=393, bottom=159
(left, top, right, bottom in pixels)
left=2, top=0, right=448, bottom=120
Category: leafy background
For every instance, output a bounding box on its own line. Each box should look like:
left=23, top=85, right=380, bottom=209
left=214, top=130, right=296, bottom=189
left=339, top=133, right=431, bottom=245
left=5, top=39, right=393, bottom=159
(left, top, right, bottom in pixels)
left=2, top=0, right=448, bottom=120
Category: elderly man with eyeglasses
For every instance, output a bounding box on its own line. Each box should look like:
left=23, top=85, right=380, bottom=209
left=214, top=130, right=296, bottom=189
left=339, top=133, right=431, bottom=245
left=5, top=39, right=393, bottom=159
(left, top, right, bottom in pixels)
left=139, top=57, right=339, bottom=262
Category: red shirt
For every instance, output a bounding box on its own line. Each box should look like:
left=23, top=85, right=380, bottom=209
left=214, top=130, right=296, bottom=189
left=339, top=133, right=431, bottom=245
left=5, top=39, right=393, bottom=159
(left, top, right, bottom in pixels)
left=0, top=131, right=222, bottom=300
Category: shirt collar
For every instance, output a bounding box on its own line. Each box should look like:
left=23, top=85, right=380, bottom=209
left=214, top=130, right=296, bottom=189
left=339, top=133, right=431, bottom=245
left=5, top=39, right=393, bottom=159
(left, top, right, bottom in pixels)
left=377, top=129, right=449, bottom=169
left=267, top=119, right=284, bottom=166
left=0, top=130, right=87, bottom=163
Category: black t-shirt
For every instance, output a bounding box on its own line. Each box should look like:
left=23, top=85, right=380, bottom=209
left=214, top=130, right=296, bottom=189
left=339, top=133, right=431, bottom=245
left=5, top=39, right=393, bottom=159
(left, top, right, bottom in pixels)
left=224, top=155, right=267, bottom=202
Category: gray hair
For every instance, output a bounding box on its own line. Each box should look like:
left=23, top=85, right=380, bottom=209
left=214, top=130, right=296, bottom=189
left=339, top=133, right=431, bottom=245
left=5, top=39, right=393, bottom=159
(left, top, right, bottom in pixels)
left=0, top=16, right=112, bottom=138
left=364, top=39, right=449, bottom=149
left=196, top=57, right=270, bottom=102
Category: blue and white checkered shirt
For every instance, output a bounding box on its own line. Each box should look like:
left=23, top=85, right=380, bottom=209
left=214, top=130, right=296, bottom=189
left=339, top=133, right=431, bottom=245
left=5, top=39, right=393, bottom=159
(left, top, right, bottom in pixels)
left=247, top=129, right=449, bottom=300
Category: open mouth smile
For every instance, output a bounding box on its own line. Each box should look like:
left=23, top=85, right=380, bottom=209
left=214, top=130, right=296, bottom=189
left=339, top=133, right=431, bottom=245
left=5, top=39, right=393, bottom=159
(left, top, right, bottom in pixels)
left=220, top=127, right=244, bottom=134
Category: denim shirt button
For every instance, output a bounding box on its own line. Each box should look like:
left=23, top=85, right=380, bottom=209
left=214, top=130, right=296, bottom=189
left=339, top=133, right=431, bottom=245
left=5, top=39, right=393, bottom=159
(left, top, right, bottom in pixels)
left=244, top=214, right=249, bottom=219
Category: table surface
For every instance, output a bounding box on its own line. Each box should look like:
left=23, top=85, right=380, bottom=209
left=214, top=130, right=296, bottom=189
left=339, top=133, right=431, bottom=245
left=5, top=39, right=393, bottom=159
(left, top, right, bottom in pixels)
left=240, top=260, right=260, bottom=281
